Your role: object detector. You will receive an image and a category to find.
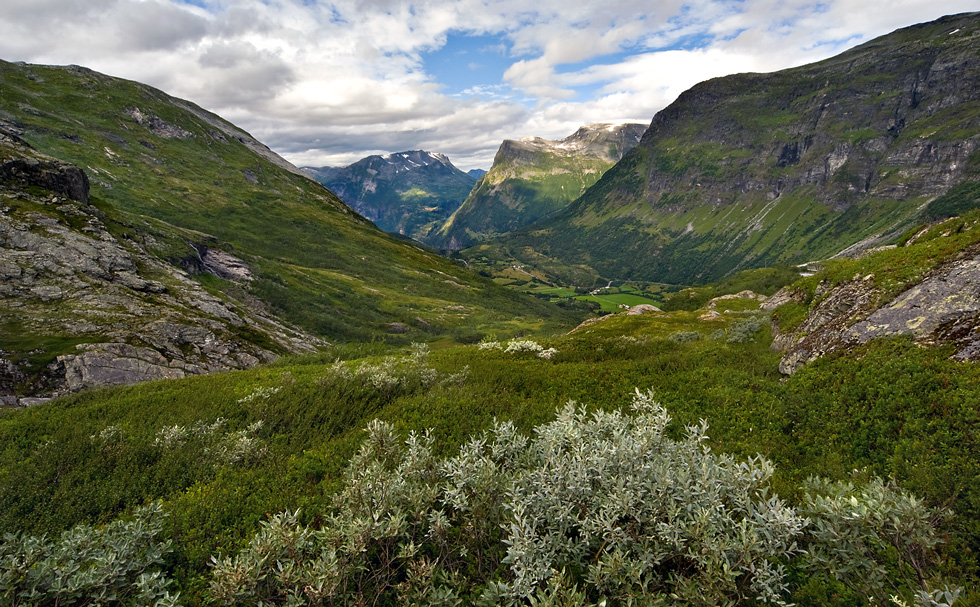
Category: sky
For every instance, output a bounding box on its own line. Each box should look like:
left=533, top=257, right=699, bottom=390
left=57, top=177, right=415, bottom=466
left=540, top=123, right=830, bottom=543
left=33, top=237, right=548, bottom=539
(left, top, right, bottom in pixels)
left=1, top=1, right=976, bottom=171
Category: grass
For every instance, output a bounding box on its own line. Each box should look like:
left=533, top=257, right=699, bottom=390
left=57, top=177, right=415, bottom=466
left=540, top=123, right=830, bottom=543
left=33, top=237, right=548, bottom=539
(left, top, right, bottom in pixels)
left=577, top=292, right=659, bottom=312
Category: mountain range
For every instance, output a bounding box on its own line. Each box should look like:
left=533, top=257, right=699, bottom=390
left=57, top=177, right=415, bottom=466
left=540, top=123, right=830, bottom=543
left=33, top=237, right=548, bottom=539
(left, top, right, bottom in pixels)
left=472, top=12, right=980, bottom=286
left=303, top=151, right=477, bottom=241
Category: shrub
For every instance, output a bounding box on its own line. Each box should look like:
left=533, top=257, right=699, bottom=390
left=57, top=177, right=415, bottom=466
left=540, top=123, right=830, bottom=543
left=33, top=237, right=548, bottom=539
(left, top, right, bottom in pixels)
left=802, top=475, right=955, bottom=606
left=0, top=503, right=180, bottom=606
left=726, top=314, right=769, bottom=343
left=669, top=330, right=702, bottom=343
left=502, top=390, right=805, bottom=605
left=319, top=342, right=456, bottom=395
left=504, top=339, right=544, bottom=354
left=210, top=390, right=816, bottom=606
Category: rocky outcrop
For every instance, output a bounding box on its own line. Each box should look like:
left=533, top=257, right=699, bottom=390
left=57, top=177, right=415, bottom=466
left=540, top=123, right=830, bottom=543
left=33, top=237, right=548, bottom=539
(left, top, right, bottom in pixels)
left=0, top=130, right=89, bottom=203
left=626, top=303, right=662, bottom=315
left=769, top=247, right=980, bottom=374
left=706, top=290, right=767, bottom=310
left=60, top=344, right=187, bottom=391
left=124, top=107, right=193, bottom=139
left=0, top=135, right=322, bottom=403
left=568, top=301, right=663, bottom=333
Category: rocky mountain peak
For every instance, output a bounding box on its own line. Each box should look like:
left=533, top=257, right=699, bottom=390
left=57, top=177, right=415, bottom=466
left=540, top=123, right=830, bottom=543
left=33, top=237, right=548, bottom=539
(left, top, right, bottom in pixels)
left=504, top=123, right=646, bottom=164
left=378, top=150, right=453, bottom=172
left=435, top=122, right=648, bottom=249
left=303, top=150, right=476, bottom=240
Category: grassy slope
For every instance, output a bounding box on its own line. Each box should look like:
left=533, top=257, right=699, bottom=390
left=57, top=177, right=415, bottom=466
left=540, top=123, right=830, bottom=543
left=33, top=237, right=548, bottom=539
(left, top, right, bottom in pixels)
left=0, top=61, right=581, bottom=346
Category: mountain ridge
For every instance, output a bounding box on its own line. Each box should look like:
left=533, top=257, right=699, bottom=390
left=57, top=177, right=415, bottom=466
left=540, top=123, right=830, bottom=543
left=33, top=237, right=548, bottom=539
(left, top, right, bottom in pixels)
left=436, top=122, right=647, bottom=250
left=0, top=59, right=582, bottom=398
left=304, top=150, right=477, bottom=241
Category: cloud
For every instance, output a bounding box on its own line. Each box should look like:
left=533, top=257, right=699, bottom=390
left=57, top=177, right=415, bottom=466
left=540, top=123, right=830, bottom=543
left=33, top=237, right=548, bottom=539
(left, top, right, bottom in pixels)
left=0, top=0, right=976, bottom=171
left=113, top=0, right=209, bottom=51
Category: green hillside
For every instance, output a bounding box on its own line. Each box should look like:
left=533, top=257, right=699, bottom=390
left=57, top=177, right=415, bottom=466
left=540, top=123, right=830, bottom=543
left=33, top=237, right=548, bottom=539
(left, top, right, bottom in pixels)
left=1, top=279, right=977, bottom=605
left=0, top=60, right=581, bottom=350
left=475, top=12, right=980, bottom=287
left=3, top=14, right=980, bottom=607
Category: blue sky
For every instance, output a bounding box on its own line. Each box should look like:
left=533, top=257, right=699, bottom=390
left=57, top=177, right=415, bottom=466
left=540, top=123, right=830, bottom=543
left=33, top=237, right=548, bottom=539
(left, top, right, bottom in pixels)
left=424, top=32, right=519, bottom=99
left=1, top=1, right=977, bottom=170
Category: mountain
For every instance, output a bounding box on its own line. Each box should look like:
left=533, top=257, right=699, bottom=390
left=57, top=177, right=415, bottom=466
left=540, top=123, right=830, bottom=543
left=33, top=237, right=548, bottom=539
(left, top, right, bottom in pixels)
left=467, top=168, right=487, bottom=179
left=436, top=123, right=647, bottom=250
left=477, top=12, right=980, bottom=286
left=303, top=150, right=476, bottom=241
left=0, top=60, right=581, bottom=399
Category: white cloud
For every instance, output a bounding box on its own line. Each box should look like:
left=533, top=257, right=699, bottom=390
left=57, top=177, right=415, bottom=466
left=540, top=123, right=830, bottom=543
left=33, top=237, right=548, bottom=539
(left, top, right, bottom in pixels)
left=0, top=0, right=976, bottom=170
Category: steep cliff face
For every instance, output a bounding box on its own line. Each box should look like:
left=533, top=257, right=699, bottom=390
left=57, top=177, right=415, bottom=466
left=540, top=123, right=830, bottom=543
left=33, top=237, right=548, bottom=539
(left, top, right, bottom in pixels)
left=304, top=151, right=476, bottom=242
left=437, top=123, right=646, bottom=249
left=765, top=206, right=980, bottom=374
left=0, top=132, right=320, bottom=403
left=487, top=13, right=980, bottom=286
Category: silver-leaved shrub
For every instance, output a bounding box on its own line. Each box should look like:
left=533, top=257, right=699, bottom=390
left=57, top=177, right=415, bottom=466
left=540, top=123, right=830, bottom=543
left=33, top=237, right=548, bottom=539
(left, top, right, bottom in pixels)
left=0, top=503, right=180, bottom=606
left=801, top=476, right=956, bottom=607
left=209, top=389, right=954, bottom=607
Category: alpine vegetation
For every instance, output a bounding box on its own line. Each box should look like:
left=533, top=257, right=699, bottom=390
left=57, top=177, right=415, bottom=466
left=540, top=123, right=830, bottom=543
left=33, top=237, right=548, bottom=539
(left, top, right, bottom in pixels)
left=0, top=503, right=180, bottom=606
left=478, top=337, right=559, bottom=359
left=208, top=389, right=955, bottom=606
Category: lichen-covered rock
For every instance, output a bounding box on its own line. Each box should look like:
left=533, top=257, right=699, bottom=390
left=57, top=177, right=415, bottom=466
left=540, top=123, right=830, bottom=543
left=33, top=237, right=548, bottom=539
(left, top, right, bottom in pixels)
left=626, top=303, right=662, bottom=315
left=847, top=256, right=980, bottom=357
left=773, top=250, right=980, bottom=374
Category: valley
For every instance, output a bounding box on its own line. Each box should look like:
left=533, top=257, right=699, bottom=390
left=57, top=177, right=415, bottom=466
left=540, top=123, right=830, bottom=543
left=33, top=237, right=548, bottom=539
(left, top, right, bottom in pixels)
left=1, top=10, right=980, bottom=607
